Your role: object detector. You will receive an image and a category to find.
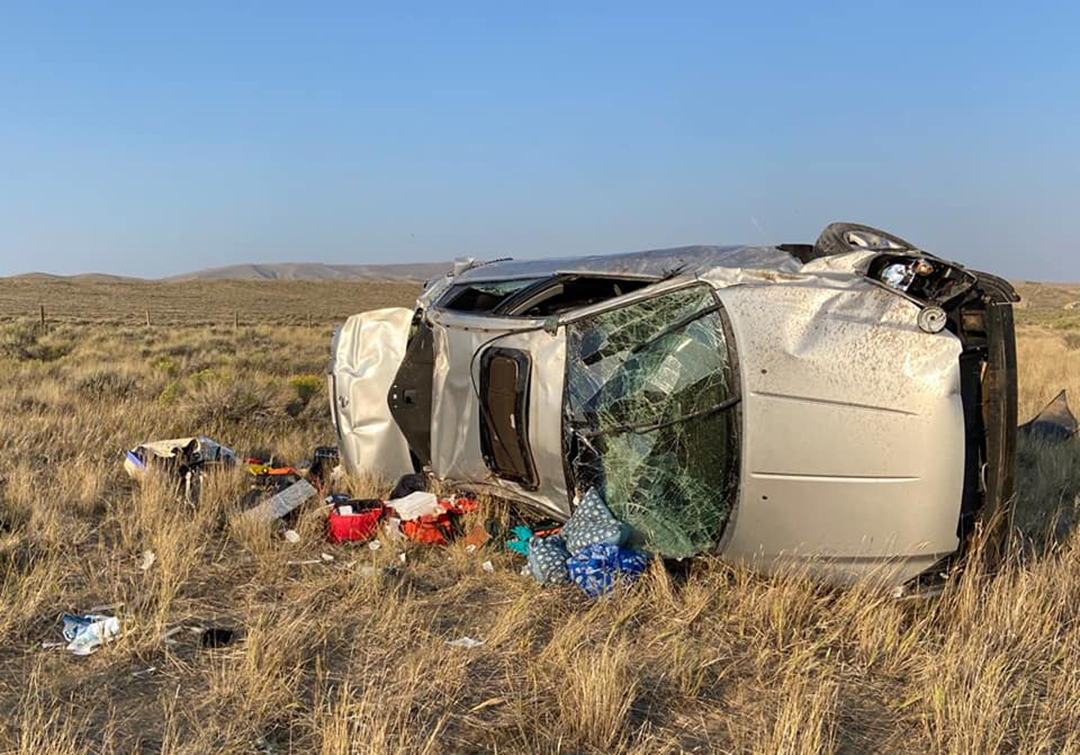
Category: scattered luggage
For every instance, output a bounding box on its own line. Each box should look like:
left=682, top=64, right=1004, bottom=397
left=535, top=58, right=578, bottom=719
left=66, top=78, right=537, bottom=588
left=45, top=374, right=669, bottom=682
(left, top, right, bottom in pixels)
left=123, top=436, right=236, bottom=501
left=326, top=496, right=384, bottom=543
left=118, top=436, right=648, bottom=600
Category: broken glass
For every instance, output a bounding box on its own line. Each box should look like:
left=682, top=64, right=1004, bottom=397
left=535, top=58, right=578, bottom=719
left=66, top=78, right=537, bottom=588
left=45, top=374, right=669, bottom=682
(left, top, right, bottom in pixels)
left=437, top=278, right=544, bottom=312
left=564, top=286, right=740, bottom=558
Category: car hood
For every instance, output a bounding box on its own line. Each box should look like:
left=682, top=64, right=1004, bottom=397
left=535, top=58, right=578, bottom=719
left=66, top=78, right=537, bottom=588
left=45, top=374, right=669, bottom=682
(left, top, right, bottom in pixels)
left=716, top=277, right=966, bottom=583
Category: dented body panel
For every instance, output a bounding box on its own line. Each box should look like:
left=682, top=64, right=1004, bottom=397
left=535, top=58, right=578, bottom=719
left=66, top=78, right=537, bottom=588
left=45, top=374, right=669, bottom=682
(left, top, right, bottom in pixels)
left=717, top=281, right=966, bottom=582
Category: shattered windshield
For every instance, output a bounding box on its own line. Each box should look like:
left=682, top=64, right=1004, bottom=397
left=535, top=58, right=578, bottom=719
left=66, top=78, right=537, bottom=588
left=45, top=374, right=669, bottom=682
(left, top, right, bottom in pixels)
left=563, top=285, right=740, bottom=558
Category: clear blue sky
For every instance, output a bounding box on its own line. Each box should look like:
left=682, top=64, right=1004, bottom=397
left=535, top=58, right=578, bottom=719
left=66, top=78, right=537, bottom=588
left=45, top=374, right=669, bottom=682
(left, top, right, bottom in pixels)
left=1, top=2, right=1077, bottom=279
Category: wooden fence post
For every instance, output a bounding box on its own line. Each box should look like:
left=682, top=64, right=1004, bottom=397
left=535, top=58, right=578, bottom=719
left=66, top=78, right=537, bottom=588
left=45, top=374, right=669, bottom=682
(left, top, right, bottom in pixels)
left=39, top=304, right=45, bottom=329
left=145, top=309, right=151, bottom=327
left=234, top=311, right=239, bottom=330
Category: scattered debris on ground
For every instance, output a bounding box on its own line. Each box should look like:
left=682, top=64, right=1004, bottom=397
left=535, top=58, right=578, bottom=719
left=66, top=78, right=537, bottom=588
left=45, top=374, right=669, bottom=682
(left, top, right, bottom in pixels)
left=119, top=427, right=659, bottom=602
left=525, top=487, right=650, bottom=596
left=241, top=478, right=317, bottom=523
left=59, top=612, right=122, bottom=656
left=139, top=549, right=156, bottom=571
left=124, top=436, right=236, bottom=501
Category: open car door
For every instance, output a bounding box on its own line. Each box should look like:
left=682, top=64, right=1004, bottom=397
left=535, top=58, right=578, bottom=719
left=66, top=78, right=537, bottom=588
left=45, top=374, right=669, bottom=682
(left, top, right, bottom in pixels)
left=328, top=308, right=416, bottom=481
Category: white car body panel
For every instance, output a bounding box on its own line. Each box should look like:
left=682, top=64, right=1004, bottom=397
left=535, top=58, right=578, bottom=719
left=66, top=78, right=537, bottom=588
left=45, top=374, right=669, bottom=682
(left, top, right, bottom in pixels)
left=330, top=307, right=416, bottom=482
left=428, top=311, right=570, bottom=519
left=715, top=281, right=965, bottom=583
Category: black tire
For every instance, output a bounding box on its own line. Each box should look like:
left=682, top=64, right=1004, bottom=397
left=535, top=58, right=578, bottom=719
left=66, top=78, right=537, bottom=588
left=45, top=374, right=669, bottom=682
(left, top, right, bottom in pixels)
left=813, top=222, right=917, bottom=258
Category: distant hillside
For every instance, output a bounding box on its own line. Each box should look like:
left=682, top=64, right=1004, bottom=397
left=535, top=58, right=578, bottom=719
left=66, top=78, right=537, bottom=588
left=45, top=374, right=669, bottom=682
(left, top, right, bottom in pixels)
left=165, top=262, right=449, bottom=282
left=10, top=272, right=141, bottom=283
left=5, top=261, right=450, bottom=282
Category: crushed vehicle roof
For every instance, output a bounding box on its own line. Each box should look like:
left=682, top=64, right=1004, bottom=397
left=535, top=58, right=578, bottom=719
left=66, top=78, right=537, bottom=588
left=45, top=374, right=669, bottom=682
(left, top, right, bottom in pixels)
left=450, top=244, right=805, bottom=283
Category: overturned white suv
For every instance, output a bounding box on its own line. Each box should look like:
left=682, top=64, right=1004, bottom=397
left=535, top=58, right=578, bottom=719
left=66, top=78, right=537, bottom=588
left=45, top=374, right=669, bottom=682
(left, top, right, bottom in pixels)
left=329, top=223, right=1018, bottom=585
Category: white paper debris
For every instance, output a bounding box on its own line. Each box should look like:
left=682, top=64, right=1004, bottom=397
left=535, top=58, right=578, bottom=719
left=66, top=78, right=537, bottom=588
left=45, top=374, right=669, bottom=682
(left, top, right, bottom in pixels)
left=384, top=517, right=405, bottom=542
left=139, top=550, right=156, bottom=571
left=482, top=560, right=495, bottom=573
left=329, top=465, right=345, bottom=488
left=447, top=636, right=485, bottom=649
left=387, top=491, right=441, bottom=521
left=282, top=529, right=301, bottom=543
left=62, top=614, right=121, bottom=656
left=368, top=540, right=381, bottom=551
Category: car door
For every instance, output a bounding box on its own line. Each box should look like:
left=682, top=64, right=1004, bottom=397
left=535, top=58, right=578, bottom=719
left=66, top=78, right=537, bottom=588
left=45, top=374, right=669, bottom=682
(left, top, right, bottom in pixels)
left=328, top=307, right=416, bottom=481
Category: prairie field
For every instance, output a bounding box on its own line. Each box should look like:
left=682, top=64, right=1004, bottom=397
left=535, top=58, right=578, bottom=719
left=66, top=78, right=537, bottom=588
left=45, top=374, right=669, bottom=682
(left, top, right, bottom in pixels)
left=1, top=279, right=1080, bottom=754
left=0, top=277, right=422, bottom=327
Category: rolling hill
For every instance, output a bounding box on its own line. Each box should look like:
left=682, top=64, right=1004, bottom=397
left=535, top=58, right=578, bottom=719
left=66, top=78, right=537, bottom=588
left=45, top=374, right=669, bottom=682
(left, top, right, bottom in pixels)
left=164, top=261, right=449, bottom=281
left=6, top=261, right=450, bottom=283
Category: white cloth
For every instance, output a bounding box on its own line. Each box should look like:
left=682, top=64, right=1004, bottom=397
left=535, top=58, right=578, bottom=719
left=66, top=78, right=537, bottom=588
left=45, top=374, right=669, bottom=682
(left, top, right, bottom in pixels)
left=387, top=491, right=442, bottom=521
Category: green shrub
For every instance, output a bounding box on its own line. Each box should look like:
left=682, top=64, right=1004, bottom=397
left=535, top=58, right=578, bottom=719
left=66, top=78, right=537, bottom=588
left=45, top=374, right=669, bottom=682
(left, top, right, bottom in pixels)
left=151, top=356, right=180, bottom=377
left=157, top=379, right=183, bottom=405
left=289, top=374, right=322, bottom=403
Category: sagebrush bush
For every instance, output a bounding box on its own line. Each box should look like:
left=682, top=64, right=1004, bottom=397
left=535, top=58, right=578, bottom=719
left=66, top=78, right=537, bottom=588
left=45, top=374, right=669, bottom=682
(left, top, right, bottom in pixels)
left=75, top=370, right=138, bottom=400
left=289, top=374, right=322, bottom=403
left=0, top=322, right=74, bottom=362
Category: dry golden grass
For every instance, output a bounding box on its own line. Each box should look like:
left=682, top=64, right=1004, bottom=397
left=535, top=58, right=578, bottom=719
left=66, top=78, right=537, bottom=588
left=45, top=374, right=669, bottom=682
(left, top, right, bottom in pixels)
left=1, top=282, right=1080, bottom=754
left=0, top=277, right=421, bottom=327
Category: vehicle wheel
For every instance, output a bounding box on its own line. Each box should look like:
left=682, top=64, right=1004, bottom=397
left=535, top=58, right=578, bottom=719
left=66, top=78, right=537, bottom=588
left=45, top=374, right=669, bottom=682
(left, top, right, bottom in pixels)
left=813, top=222, right=917, bottom=258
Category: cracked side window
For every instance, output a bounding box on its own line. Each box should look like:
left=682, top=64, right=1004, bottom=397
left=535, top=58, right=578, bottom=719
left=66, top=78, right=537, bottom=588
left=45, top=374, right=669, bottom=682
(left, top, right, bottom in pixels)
left=437, top=279, right=542, bottom=312
left=563, top=286, right=740, bottom=558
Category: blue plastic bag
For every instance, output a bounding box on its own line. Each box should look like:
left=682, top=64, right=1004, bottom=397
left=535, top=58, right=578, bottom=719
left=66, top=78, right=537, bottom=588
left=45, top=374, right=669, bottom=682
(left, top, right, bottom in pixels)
left=567, top=542, right=650, bottom=598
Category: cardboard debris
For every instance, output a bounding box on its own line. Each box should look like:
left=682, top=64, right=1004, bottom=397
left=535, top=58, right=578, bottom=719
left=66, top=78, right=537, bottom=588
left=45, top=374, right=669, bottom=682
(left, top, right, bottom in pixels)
left=462, top=526, right=492, bottom=552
